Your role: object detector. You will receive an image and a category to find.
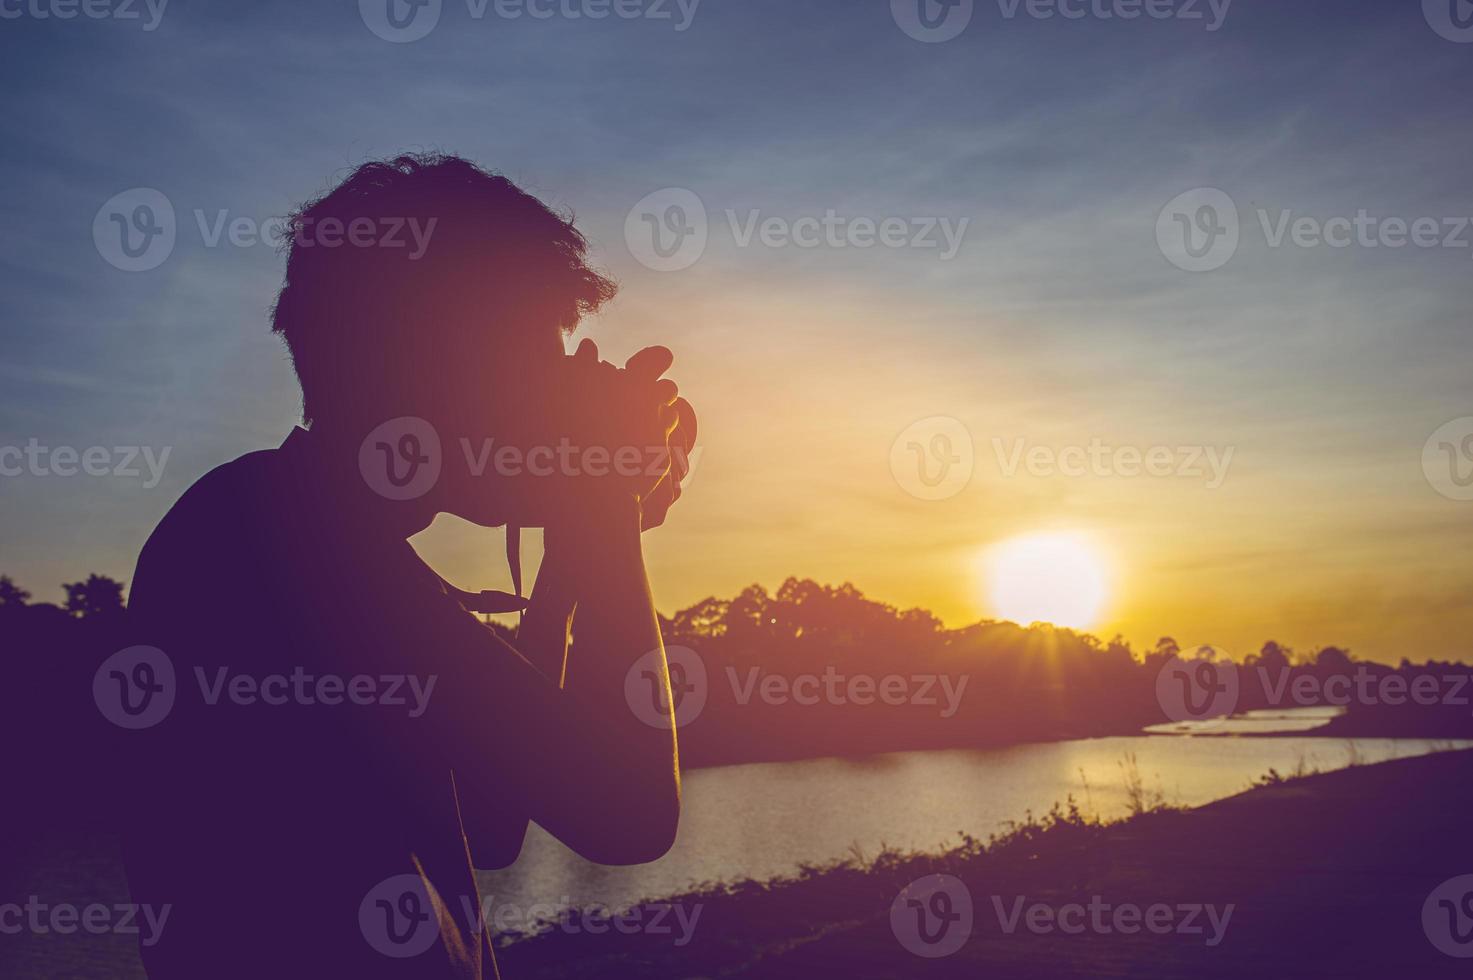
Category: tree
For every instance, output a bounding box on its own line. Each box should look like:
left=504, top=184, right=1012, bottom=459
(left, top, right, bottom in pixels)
left=63, top=574, right=126, bottom=620
left=1247, top=641, right=1291, bottom=674
left=722, top=584, right=772, bottom=650
left=1314, top=646, right=1353, bottom=673
left=0, top=576, right=30, bottom=607
left=670, top=596, right=729, bottom=641
left=1141, top=636, right=1181, bottom=670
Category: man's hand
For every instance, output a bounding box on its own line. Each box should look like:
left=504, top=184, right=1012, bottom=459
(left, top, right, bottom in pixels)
left=619, top=345, right=694, bottom=530
left=564, top=340, right=693, bottom=529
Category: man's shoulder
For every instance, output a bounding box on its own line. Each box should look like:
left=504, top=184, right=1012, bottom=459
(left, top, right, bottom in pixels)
left=157, top=445, right=286, bottom=536
left=132, top=445, right=290, bottom=600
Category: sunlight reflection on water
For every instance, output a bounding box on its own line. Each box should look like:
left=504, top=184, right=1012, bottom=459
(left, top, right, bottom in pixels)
left=479, top=731, right=1469, bottom=928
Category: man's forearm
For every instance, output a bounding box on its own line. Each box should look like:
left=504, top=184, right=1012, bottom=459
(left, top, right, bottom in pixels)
left=560, top=498, right=665, bottom=692
left=516, top=534, right=578, bottom=686
left=561, top=496, right=680, bottom=842
left=456, top=496, right=680, bottom=864
left=525, top=500, right=667, bottom=690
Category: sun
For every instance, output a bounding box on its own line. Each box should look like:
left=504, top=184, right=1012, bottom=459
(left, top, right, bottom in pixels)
left=983, top=532, right=1110, bottom=629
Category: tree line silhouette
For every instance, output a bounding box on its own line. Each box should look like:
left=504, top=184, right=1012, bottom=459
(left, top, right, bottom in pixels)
left=3, top=572, right=1470, bottom=820
left=650, top=578, right=1473, bottom=764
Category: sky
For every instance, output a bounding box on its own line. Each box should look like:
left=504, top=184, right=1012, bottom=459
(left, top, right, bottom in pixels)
left=1, top=0, right=1471, bottom=663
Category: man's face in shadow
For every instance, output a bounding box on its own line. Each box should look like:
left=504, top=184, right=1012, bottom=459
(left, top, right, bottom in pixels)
left=422, top=312, right=570, bottom=530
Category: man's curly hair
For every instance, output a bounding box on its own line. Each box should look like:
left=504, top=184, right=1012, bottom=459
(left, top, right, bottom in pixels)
left=271, top=153, right=616, bottom=426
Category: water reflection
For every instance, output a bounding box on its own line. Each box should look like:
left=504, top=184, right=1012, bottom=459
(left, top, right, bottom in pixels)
left=480, top=733, right=1466, bottom=933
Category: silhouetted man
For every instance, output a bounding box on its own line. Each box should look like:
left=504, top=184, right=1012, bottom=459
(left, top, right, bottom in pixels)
left=123, top=154, right=687, bottom=979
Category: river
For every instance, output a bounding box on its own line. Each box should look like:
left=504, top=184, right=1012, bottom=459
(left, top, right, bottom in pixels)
left=478, top=729, right=1469, bottom=929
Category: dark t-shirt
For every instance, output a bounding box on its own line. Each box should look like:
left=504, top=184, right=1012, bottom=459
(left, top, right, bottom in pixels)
left=124, top=428, right=522, bottom=979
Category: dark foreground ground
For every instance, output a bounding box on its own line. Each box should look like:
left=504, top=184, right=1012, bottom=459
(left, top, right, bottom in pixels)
left=501, top=749, right=1473, bottom=979
left=5, top=750, right=1471, bottom=978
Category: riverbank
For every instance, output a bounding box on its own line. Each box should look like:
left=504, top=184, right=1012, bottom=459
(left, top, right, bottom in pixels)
left=499, top=748, right=1473, bottom=978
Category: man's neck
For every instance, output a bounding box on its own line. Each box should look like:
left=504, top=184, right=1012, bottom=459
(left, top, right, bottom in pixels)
left=285, top=424, right=438, bottom=540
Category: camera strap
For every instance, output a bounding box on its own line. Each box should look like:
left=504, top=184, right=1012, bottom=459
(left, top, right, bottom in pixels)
left=443, top=525, right=524, bottom=617
left=506, top=522, right=523, bottom=602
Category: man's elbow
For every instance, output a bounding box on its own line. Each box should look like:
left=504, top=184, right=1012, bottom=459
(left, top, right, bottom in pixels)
left=575, top=788, right=680, bottom=866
